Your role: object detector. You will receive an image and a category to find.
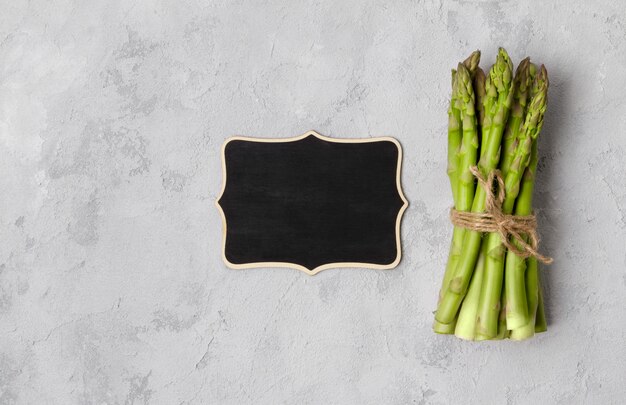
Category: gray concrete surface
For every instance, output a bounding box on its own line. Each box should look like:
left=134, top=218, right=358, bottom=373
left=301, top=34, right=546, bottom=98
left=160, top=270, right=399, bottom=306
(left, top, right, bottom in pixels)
left=2, top=1, right=625, bottom=404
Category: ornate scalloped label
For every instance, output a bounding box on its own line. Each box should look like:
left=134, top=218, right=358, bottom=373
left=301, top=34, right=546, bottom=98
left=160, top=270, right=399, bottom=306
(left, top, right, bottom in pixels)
left=216, top=131, right=408, bottom=275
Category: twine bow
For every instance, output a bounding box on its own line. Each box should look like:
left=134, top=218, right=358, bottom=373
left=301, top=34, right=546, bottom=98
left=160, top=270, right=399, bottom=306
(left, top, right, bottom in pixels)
left=450, top=166, right=553, bottom=264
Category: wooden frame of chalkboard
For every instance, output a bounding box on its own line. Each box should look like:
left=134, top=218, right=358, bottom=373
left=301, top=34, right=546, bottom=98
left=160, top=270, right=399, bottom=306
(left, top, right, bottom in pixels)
left=216, top=130, right=408, bottom=275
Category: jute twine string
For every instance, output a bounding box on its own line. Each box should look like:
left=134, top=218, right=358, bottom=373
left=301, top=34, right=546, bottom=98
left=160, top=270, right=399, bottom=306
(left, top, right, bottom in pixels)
left=449, top=166, right=553, bottom=264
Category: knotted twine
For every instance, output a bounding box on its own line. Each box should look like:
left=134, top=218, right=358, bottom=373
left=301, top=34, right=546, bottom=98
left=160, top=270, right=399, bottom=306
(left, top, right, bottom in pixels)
left=449, top=166, right=553, bottom=264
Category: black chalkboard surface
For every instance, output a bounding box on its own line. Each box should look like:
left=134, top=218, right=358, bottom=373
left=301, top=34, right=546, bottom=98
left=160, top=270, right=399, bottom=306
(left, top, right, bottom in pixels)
left=216, top=131, right=408, bottom=275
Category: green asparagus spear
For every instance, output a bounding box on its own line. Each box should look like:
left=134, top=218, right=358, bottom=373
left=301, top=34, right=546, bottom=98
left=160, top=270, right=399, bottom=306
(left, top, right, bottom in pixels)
left=434, top=53, right=481, bottom=330
left=501, top=64, right=541, bottom=331
left=475, top=66, right=549, bottom=338
left=447, top=69, right=462, bottom=205
left=505, top=139, right=539, bottom=329
left=435, top=48, right=514, bottom=325
left=434, top=70, right=463, bottom=335
left=500, top=58, right=531, bottom=177
left=530, top=112, right=547, bottom=335
left=435, top=64, right=481, bottom=325
left=447, top=50, right=482, bottom=203
left=456, top=64, right=480, bottom=214
left=510, top=256, right=538, bottom=340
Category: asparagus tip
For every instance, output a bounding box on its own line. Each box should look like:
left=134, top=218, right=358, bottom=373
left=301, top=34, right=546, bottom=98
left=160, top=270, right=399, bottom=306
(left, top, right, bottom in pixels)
left=516, top=57, right=531, bottom=76
left=487, top=47, right=514, bottom=94
left=463, top=50, right=481, bottom=74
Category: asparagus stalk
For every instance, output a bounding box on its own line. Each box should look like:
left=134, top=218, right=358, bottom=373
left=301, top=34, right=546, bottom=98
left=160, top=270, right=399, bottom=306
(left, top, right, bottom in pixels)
left=456, top=64, right=480, bottom=215
left=435, top=48, right=514, bottom=325
left=505, top=139, right=539, bottom=329
left=510, top=256, right=538, bottom=340
left=434, top=53, right=481, bottom=330
left=475, top=66, right=549, bottom=337
left=435, top=63, right=480, bottom=324
left=500, top=58, right=531, bottom=177
left=447, top=69, right=462, bottom=205
left=509, top=62, right=543, bottom=336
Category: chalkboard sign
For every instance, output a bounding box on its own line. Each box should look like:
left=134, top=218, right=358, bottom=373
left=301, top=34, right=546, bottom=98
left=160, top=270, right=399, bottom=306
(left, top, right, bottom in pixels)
left=216, top=131, right=408, bottom=275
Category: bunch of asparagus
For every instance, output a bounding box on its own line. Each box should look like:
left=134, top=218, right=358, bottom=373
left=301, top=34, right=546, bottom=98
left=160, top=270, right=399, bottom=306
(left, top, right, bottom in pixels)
left=434, top=48, right=549, bottom=341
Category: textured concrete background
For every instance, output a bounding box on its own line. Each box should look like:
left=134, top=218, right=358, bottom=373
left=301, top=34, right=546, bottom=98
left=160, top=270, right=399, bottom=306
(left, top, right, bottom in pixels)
left=2, top=1, right=625, bottom=404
